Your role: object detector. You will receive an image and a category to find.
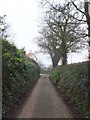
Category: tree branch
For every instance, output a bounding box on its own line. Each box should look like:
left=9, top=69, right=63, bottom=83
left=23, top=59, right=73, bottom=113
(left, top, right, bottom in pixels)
left=71, top=1, right=85, bottom=15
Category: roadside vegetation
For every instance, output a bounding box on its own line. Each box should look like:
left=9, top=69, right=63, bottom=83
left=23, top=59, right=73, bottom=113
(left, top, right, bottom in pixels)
left=50, top=61, right=89, bottom=118
left=0, top=15, right=40, bottom=116
left=2, top=39, right=40, bottom=116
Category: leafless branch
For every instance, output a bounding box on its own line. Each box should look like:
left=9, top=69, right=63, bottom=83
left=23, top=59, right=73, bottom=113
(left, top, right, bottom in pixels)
left=71, top=1, right=85, bottom=15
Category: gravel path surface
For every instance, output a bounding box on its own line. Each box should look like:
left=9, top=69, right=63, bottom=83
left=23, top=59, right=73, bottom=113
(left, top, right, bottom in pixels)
left=17, top=74, right=77, bottom=118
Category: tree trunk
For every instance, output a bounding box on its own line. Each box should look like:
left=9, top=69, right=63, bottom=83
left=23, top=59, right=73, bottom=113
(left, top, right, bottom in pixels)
left=61, top=40, right=67, bottom=66
left=84, top=1, right=90, bottom=109
left=62, top=50, right=67, bottom=66
left=52, top=56, right=59, bottom=68
left=52, top=59, right=58, bottom=68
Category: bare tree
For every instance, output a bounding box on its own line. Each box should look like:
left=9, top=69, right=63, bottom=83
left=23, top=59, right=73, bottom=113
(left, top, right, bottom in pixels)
left=37, top=26, right=61, bottom=67
left=37, top=1, right=87, bottom=67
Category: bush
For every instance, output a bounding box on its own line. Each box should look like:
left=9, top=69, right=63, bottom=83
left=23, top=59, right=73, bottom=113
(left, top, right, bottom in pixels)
left=50, top=69, right=61, bottom=85
left=2, top=40, right=40, bottom=115
left=50, top=62, right=89, bottom=118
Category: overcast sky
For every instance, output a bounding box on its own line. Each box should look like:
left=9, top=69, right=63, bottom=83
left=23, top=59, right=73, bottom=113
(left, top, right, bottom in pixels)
left=0, top=0, right=88, bottom=67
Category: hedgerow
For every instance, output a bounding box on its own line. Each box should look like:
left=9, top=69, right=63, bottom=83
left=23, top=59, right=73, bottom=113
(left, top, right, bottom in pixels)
left=50, top=69, right=61, bottom=85
left=50, top=62, right=89, bottom=118
left=2, top=39, right=40, bottom=115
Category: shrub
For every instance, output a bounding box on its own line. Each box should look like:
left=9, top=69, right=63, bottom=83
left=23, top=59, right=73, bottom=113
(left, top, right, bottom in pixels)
left=50, top=62, right=89, bottom=118
left=2, top=40, right=40, bottom=115
left=50, top=69, right=61, bottom=85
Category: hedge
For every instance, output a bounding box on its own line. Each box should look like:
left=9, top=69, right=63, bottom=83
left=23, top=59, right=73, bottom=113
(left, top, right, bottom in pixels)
left=50, top=62, right=90, bottom=118
left=2, top=40, right=40, bottom=115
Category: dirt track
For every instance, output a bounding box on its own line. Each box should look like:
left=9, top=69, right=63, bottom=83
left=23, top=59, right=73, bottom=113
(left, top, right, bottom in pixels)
left=17, top=74, right=82, bottom=118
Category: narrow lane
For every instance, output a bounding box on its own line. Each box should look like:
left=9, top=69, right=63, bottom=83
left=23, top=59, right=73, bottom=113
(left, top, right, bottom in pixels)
left=18, top=74, right=73, bottom=118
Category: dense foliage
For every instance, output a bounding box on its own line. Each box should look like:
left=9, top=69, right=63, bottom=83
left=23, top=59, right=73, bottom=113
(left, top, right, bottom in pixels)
left=50, top=62, right=89, bottom=118
left=50, top=69, right=61, bottom=85
left=2, top=40, right=40, bottom=115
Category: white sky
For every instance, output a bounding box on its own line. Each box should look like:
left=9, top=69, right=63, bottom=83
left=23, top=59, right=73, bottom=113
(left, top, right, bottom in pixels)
left=0, top=0, right=40, bottom=51
left=0, top=0, right=88, bottom=67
